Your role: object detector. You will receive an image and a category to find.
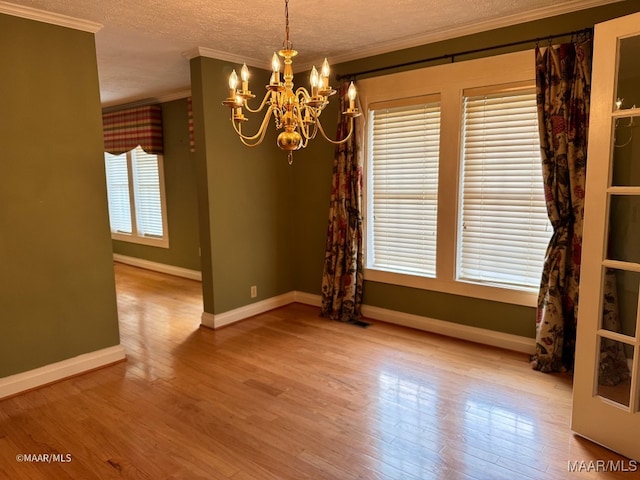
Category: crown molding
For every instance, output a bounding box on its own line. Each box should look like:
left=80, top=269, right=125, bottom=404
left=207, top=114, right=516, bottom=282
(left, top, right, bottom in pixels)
left=183, top=47, right=317, bottom=74
left=101, top=88, right=192, bottom=111
left=183, top=46, right=271, bottom=70
left=329, top=0, right=623, bottom=66
left=0, top=1, right=102, bottom=33
left=153, top=89, right=192, bottom=104
left=183, top=0, right=623, bottom=73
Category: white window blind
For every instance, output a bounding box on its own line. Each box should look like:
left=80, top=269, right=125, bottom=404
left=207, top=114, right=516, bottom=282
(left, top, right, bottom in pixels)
left=131, top=148, right=164, bottom=238
left=104, top=152, right=132, bottom=234
left=104, top=146, right=168, bottom=247
left=459, top=88, right=551, bottom=290
left=369, top=98, right=441, bottom=277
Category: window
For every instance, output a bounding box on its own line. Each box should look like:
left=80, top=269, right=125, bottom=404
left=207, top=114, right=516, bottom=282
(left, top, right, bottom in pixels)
left=104, top=145, right=169, bottom=248
left=368, top=97, right=441, bottom=277
left=459, top=87, right=551, bottom=290
left=359, top=49, right=550, bottom=306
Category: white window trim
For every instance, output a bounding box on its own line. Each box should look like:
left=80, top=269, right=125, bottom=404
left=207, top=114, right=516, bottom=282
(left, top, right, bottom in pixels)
left=106, top=148, right=169, bottom=249
left=358, top=49, right=541, bottom=307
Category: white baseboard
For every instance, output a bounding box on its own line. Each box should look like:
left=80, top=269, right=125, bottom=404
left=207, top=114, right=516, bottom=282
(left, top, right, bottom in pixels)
left=201, top=292, right=297, bottom=329
left=293, top=291, right=322, bottom=307
left=361, top=304, right=536, bottom=354
left=0, top=345, right=126, bottom=400
left=201, top=290, right=534, bottom=354
left=113, top=254, right=202, bottom=281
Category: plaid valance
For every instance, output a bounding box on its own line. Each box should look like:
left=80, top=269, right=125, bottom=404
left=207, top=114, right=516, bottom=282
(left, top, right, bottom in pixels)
left=103, top=105, right=163, bottom=155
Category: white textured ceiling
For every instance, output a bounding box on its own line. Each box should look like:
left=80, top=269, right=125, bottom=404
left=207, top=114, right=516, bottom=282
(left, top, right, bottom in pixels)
left=1, top=0, right=624, bottom=107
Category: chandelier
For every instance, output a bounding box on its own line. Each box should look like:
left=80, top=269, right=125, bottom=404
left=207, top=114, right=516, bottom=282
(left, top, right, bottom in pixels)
left=222, top=0, right=360, bottom=164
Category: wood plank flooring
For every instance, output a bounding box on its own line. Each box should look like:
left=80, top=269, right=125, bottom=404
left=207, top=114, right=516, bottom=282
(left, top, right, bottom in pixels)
left=0, top=262, right=636, bottom=479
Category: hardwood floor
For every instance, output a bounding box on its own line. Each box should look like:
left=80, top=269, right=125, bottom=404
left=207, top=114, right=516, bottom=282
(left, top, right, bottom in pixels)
left=0, top=263, right=635, bottom=479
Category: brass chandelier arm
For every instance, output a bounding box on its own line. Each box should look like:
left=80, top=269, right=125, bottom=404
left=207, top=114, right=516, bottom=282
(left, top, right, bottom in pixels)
left=242, top=90, right=274, bottom=114
left=293, top=106, right=319, bottom=144
left=300, top=118, right=319, bottom=142
left=301, top=123, right=319, bottom=143
left=295, top=88, right=329, bottom=115
left=231, top=106, right=275, bottom=145
left=294, top=87, right=312, bottom=102
left=315, top=116, right=355, bottom=145
left=238, top=130, right=270, bottom=148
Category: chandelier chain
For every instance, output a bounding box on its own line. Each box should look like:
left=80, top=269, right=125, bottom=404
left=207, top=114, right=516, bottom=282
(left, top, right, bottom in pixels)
left=283, top=0, right=292, bottom=50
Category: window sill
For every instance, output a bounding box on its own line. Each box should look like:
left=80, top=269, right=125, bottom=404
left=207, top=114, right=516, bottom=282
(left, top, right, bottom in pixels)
left=364, top=268, right=538, bottom=307
left=111, top=232, right=169, bottom=249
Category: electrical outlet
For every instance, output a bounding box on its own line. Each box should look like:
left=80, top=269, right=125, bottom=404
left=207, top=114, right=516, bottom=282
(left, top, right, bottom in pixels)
left=250, top=285, right=257, bottom=298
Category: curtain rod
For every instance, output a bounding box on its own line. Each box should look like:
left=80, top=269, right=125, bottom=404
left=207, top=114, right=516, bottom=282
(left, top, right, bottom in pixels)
left=336, top=27, right=593, bottom=81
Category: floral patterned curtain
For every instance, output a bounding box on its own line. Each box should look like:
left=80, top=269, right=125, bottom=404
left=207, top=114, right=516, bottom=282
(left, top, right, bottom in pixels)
left=534, top=39, right=629, bottom=385
left=320, top=83, right=364, bottom=321
left=533, top=40, right=591, bottom=373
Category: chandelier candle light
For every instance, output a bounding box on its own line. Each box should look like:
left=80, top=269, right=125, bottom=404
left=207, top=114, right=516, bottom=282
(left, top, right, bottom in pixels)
left=222, top=0, right=360, bottom=164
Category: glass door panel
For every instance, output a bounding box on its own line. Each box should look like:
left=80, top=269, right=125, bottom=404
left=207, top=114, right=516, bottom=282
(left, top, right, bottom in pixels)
left=615, top=36, right=640, bottom=111
left=607, top=195, right=640, bottom=263
left=601, top=268, right=638, bottom=338
left=597, top=337, right=633, bottom=407
left=612, top=115, right=640, bottom=185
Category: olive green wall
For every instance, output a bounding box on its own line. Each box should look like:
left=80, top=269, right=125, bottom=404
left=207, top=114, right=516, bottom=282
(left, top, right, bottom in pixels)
left=291, top=100, right=338, bottom=294
left=112, top=98, right=201, bottom=271
left=291, top=1, right=640, bottom=339
left=190, top=57, right=295, bottom=315
left=0, top=15, right=120, bottom=377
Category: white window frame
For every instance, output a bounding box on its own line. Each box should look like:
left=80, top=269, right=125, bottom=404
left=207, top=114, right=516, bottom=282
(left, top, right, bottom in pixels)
left=104, top=146, right=169, bottom=248
left=359, top=50, right=544, bottom=307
